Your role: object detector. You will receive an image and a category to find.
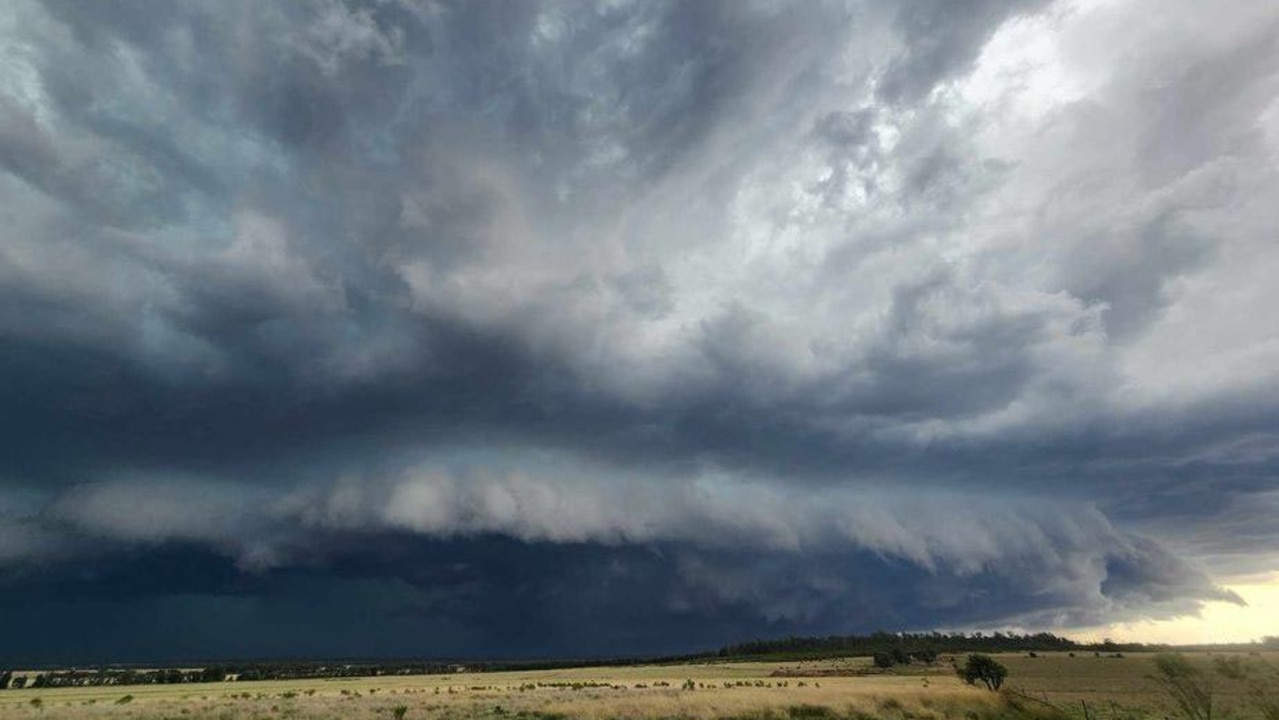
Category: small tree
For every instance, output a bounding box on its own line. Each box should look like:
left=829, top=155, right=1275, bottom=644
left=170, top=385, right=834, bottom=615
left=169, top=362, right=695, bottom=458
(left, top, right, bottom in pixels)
left=872, top=652, right=894, bottom=669
left=958, top=654, right=1007, bottom=691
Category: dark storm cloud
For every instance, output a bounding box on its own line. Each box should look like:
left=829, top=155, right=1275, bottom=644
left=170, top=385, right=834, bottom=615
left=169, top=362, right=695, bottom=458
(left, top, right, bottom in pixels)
left=0, top=532, right=1239, bottom=665
left=2, top=0, right=1278, bottom=658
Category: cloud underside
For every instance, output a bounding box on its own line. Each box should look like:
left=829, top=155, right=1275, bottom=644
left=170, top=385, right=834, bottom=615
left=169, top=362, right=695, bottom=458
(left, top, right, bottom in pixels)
left=2, top=0, right=1279, bottom=659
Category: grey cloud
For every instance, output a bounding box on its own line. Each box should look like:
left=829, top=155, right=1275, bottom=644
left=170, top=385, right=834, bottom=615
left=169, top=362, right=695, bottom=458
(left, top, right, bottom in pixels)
left=2, top=452, right=1242, bottom=632
left=2, top=0, right=1279, bottom=657
left=878, top=0, right=1053, bottom=103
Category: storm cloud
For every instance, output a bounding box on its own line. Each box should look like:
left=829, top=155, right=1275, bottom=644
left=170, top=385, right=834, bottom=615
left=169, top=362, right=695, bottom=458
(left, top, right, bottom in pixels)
left=2, top=0, right=1278, bottom=662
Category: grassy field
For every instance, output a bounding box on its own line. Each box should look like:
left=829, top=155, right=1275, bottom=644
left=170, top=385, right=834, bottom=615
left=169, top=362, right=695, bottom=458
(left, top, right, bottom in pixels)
left=2, top=652, right=1276, bottom=720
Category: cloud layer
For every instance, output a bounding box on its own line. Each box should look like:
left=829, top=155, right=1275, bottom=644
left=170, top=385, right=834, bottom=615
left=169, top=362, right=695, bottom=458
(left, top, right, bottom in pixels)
left=2, top=0, right=1278, bottom=661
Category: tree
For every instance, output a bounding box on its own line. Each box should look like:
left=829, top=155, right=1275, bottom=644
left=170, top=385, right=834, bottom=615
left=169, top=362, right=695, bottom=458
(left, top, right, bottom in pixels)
left=0, top=670, right=10, bottom=690
left=958, top=654, right=1007, bottom=691
left=872, top=652, right=894, bottom=669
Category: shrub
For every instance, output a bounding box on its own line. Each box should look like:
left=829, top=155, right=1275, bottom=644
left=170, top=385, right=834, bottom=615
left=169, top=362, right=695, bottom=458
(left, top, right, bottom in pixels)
left=1150, top=654, right=1212, bottom=720
left=873, top=652, right=895, bottom=669
left=1252, top=686, right=1279, bottom=720
left=958, top=654, right=1008, bottom=691
left=914, top=648, right=939, bottom=664
left=392, top=705, right=409, bottom=720
left=1212, top=656, right=1246, bottom=680
left=787, top=704, right=837, bottom=720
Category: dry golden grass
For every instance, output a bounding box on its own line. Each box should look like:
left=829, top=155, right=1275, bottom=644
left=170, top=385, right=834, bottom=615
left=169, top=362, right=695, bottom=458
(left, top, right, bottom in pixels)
left=1, top=652, right=1275, bottom=720
left=996, top=651, right=1279, bottom=720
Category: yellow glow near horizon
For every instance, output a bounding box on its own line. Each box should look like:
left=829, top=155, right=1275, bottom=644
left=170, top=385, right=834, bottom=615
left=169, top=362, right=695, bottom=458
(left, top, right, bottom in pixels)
left=1075, top=573, right=1279, bottom=645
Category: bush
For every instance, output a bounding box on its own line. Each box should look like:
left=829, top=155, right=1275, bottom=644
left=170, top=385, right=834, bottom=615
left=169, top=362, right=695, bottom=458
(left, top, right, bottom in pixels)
left=392, top=705, right=408, bottom=720
left=787, top=704, right=837, bottom=720
left=958, top=654, right=1008, bottom=691
left=1150, top=654, right=1212, bottom=720
left=913, top=649, right=939, bottom=664
left=872, top=652, right=894, bottom=669
left=1212, top=656, right=1245, bottom=680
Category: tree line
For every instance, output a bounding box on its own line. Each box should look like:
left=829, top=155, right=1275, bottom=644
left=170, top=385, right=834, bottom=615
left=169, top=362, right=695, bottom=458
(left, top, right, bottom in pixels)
left=715, top=631, right=1146, bottom=659
left=0, top=662, right=473, bottom=689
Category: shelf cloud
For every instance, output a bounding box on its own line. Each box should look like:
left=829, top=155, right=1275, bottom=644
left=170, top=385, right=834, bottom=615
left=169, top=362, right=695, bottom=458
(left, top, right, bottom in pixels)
left=2, top=0, right=1277, bottom=661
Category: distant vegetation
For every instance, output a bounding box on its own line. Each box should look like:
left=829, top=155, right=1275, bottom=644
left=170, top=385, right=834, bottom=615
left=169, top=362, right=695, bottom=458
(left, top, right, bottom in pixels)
left=714, top=632, right=1279, bottom=662
left=719, top=631, right=1120, bottom=660
left=872, top=647, right=936, bottom=669
left=0, top=662, right=474, bottom=688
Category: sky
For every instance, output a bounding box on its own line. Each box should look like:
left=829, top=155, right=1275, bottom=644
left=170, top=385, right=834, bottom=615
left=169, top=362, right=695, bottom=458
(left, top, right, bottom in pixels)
left=1, top=0, right=1278, bottom=664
